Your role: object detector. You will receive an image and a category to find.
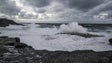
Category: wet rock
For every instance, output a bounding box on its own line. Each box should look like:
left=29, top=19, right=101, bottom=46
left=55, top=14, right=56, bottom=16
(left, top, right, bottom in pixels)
left=109, top=38, right=112, bottom=45
left=4, top=46, right=19, bottom=53
left=0, top=37, right=20, bottom=46
left=15, top=43, right=27, bottom=48
left=15, top=37, right=20, bottom=43
left=0, top=36, right=8, bottom=38
left=0, top=36, right=39, bottom=63
left=0, top=46, right=9, bottom=54
left=2, top=38, right=16, bottom=46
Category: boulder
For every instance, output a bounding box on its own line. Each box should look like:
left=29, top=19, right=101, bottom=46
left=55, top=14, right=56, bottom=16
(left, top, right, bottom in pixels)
left=3, top=38, right=16, bottom=46
left=15, top=37, right=20, bottom=43
left=15, top=43, right=27, bottom=48
left=109, top=38, right=112, bottom=45
left=2, top=37, right=21, bottom=46
left=0, top=37, right=17, bottom=46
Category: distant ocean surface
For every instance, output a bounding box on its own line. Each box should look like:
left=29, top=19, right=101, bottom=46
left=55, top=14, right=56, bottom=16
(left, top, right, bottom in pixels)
left=0, top=22, right=112, bottom=51
left=37, top=23, right=112, bottom=31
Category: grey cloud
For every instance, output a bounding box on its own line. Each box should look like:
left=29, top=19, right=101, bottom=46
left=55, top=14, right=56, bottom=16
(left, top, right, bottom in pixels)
left=86, top=1, right=112, bottom=15
left=101, top=3, right=112, bottom=11
left=59, top=0, right=104, bottom=11
left=107, top=11, right=112, bottom=18
left=0, top=0, right=112, bottom=20
left=0, top=0, right=20, bottom=16
left=24, top=0, right=51, bottom=8
left=37, top=9, right=46, bottom=13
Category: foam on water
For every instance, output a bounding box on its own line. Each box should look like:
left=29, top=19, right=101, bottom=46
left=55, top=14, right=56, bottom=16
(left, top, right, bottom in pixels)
left=0, top=22, right=112, bottom=51
left=59, top=22, right=88, bottom=33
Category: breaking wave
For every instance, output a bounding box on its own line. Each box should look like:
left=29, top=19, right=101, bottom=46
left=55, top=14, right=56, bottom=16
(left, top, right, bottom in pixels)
left=58, top=22, right=88, bottom=34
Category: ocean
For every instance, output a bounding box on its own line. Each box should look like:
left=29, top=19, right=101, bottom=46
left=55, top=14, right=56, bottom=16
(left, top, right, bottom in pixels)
left=0, top=22, right=112, bottom=51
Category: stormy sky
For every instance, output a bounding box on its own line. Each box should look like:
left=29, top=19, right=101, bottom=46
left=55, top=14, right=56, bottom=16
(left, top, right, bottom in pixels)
left=0, top=0, right=112, bottom=21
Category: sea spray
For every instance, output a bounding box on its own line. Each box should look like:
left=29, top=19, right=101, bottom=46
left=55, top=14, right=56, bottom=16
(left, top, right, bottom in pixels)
left=58, top=22, right=104, bottom=38
left=0, top=23, right=111, bottom=51
left=58, top=22, right=88, bottom=34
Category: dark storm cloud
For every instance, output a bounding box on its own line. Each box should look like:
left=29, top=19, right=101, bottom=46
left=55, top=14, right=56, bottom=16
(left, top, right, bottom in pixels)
left=101, top=3, right=112, bottom=11
left=0, top=0, right=112, bottom=20
left=25, top=0, right=51, bottom=8
left=86, top=1, right=112, bottom=15
left=0, top=0, right=20, bottom=15
left=59, top=0, right=105, bottom=11
left=107, top=11, right=112, bottom=18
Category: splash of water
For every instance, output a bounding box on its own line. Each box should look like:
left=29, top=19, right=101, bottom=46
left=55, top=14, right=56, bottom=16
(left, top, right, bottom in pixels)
left=58, top=22, right=88, bottom=34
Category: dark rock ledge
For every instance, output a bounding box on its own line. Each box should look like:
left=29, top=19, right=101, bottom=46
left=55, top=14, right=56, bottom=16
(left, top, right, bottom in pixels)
left=0, top=36, right=112, bottom=63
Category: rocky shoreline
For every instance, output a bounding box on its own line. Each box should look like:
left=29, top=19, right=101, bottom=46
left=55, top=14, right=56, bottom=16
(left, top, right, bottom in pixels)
left=0, top=18, right=22, bottom=27
left=0, top=18, right=112, bottom=63
left=0, top=36, right=112, bottom=63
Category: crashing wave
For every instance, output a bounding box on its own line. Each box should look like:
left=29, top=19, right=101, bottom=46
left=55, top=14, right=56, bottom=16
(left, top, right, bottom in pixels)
left=58, top=22, right=103, bottom=38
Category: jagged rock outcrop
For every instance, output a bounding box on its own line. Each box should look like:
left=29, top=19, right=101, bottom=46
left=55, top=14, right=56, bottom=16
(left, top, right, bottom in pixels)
left=0, top=18, right=21, bottom=27
left=0, top=36, right=112, bottom=63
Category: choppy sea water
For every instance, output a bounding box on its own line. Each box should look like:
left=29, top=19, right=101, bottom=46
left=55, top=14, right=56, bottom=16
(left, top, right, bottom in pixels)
left=0, top=23, right=112, bottom=51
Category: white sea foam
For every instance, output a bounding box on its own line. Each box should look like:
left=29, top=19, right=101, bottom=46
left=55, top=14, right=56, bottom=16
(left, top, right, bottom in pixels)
left=58, top=22, right=88, bottom=34
left=0, top=23, right=112, bottom=51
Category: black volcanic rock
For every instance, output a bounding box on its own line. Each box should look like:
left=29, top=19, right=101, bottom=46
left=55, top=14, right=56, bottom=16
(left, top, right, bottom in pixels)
left=0, top=18, right=21, bottom=27
left=109, top=38, right=112, bottom=45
